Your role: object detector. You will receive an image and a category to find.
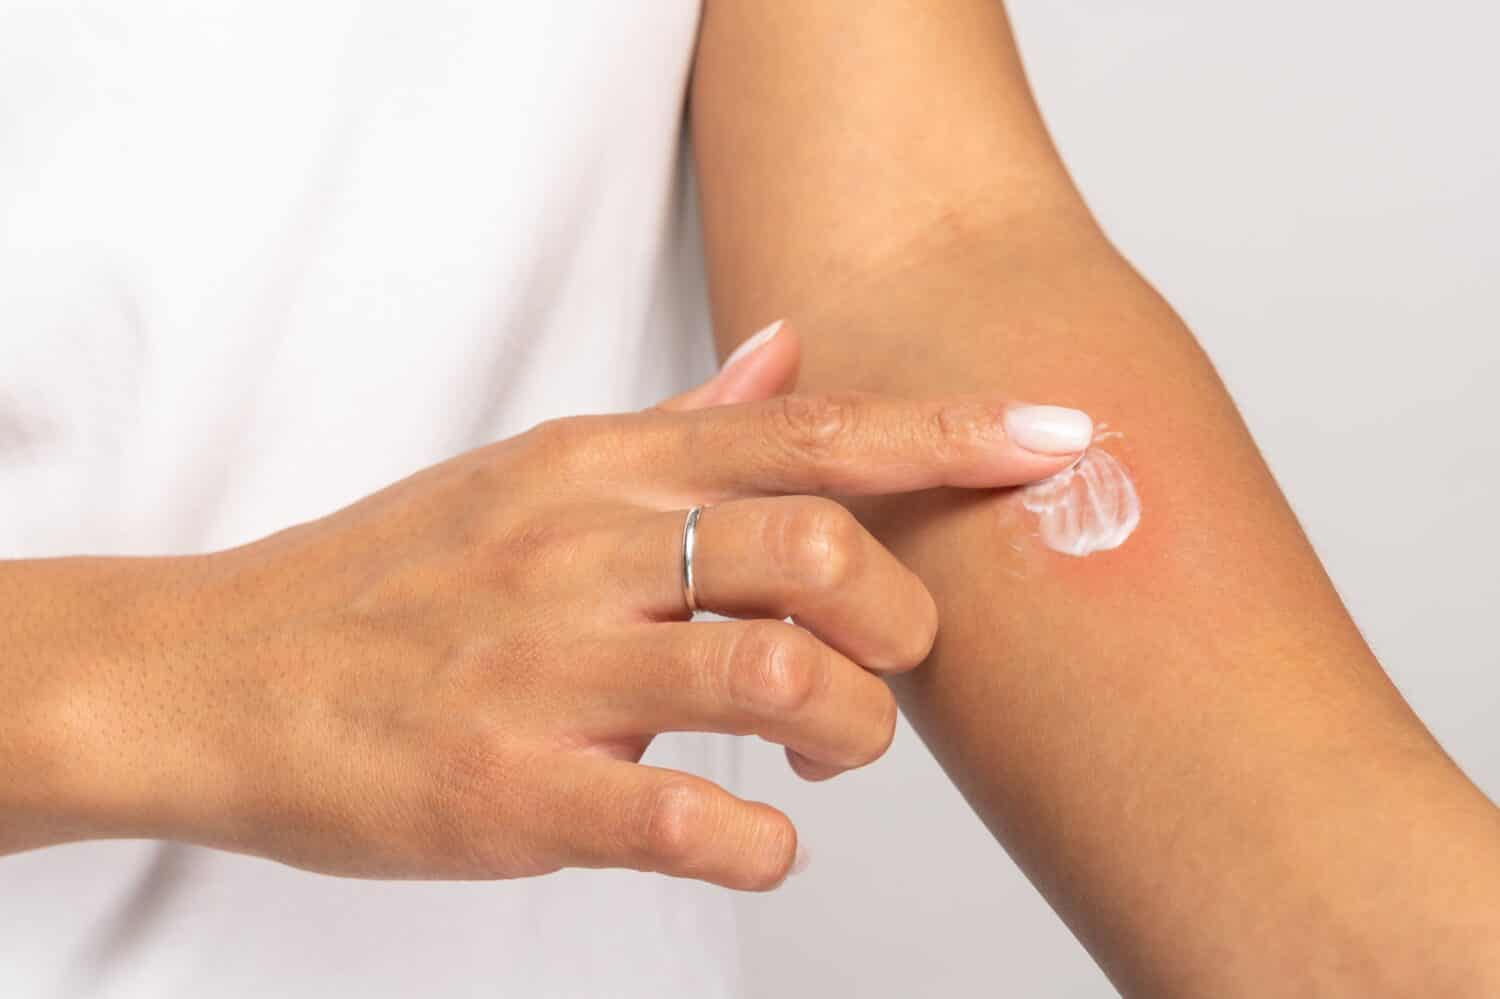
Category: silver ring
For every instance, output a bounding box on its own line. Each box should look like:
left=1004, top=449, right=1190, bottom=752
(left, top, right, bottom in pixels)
left=681, top=505, right=704, bottom=615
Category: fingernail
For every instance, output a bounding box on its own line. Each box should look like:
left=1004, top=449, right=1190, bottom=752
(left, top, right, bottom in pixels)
left=788, top=845, right=811, bottom=878
left=721, top=319, right=784, bottom=371
left=1003, top=404, right=1094, bottom=455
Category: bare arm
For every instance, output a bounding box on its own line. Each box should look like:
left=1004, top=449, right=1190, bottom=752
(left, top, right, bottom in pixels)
left=692, top=2, right=1500, bottom=993
left=3, top=352, right=1097, bottom=887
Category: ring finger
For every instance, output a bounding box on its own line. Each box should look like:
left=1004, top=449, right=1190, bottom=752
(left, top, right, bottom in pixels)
left=614, top=496, right=939, bottom=674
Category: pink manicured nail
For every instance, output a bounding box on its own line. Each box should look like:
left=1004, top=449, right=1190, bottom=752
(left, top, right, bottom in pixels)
left=1003, top=404, right=1093, bottom=455
left=720, top=319, right=784, bottom=371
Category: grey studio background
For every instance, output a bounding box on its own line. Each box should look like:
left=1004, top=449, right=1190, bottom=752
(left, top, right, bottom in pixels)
left=729, top=3, right=1500, bottom=996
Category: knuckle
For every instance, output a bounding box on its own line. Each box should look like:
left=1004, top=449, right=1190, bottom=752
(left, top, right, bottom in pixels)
left=495, top=518, right=582, bottom=592
left=770, top=392, right=859, bottom=458
left=930, top=401, right=977, bottom=462
left=741, top=818, right=798, bottom=892
left=850, top=689, right=900, bottom=768
left=523, top=414, right=613, bottom=476
left=492, top=510, right=605, bottom=594
left=729, top=623, right=823, bottom=717
left=525, top=415, right=583, bottom=455
left=889, top=587, right=940, bottom=670
left=642, top=779, right=709, bottom=865
left=776, top=498, right=863, bottom=593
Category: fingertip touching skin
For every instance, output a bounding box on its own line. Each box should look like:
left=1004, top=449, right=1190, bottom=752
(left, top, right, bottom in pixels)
left=616, top=391, right=1095, bottom=508
left=1016, top=423, right=1141, bottom=558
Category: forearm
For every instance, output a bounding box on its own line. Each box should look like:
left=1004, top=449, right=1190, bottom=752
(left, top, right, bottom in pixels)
left=693, top=2, right=1500, bottom=988
left=0, top=556, right=222, bottom=855
left=2, top=557, right=123, bottom=853
left=767, top=233, right=1500, bottom=993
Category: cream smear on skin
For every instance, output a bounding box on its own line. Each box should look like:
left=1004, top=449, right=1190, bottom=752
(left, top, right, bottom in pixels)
left=1019, top=427, right=1140, bottom=557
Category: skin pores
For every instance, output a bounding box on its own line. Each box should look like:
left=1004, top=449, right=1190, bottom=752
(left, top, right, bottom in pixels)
left=1019, top=439, right=1140, bottom=557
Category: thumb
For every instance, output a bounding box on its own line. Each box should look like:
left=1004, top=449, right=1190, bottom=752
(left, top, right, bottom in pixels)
left=656, top=320, right=797, bottom=412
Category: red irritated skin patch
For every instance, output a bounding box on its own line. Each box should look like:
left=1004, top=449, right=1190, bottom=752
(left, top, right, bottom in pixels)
left=1018, top=425, right=1140, bottom=557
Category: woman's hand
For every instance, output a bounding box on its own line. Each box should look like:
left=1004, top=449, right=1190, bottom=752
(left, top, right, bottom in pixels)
left=37, top=325, right=1092, bottom=889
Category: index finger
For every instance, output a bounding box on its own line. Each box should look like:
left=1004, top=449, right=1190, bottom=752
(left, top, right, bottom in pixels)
left=623, top=391, right=1095, bottom=501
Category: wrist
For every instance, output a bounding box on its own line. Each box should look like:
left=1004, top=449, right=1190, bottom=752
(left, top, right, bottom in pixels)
left=0, top=555, right=222, bottom=852
left=0, top=557, right=123, bottom=850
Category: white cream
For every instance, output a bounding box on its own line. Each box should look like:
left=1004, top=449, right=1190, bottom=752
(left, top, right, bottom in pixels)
left=1019, top=439, right=1141, bottom=557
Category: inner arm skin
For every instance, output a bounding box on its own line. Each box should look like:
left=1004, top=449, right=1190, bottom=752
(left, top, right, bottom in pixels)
left=692, top=3, right=1500, bottom=994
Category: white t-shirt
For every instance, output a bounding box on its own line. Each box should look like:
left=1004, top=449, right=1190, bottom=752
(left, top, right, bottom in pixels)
left=0, top=3, right=745, bottom=995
